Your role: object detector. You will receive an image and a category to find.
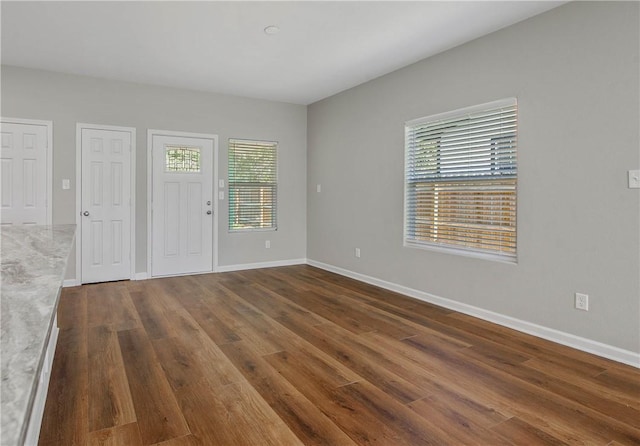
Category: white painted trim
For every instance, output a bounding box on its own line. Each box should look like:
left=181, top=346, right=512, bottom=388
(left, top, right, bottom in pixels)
left=148, top=129, right=218, bottom=140
left=405, top=97, right=517, bottom=127
left=213, top=137, right=219, bottom=273
left=62, top=279, right=80, bottom=288
left=0, top=117, right=53, bottom=225
left=146, top=131, right=152, bottom=277
left=404, top=241, right=518, bottom=265
left=75, top=123, right=137, bottom=284
left=306, top=259, right=640, bottom=368
left=147, top=270, right=215, bottom=279
left=147, top=129, right=219, bottom=278
left=217, top=258, right=307, bottom=273
left=133, top=272, right=148, bottom=281
left=75, top=125, right=81, bottom=283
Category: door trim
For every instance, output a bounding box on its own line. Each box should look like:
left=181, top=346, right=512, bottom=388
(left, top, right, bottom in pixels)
left=75, top=123, right=136, bottom=283
left=147, top=129, right=219, bottom=277
left=0, top=117, right=53, bottom=225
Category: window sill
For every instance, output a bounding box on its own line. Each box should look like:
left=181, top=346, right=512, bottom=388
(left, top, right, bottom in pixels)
left=404, top=241, right=517, bottom=265
left=229, top=227, right=278, bottom=233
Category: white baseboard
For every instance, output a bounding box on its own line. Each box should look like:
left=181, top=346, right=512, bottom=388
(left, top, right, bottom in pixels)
left=89, top=260, right=305, bottom=281
left=306, top=259, right=640, bottom=368
left=62, top=279, right=80, bottom=288
left=63, top=274, right=147, bottom=286
left=217, top=258, right=307, bottom=273
left=133, top=272, right=148, bottom=281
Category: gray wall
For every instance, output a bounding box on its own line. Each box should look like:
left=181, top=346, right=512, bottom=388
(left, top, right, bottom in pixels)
left=1, top=67, right=307, bottom=277
left=2, top=2, right=638, bottom=355
left=307, top=2, right=640, bottom=353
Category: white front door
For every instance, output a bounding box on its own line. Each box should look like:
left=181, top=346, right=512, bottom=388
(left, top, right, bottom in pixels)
left=151, top=133, right=214, bottom=277
left=80, top=127, right=133, bottom=283
left=0, top=119, right=51, bottom=225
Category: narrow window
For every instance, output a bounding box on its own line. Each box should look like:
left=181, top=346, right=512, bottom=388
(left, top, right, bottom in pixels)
left=404, top=98, right=517, bottom=261
left=228, top=139, right=277, bottom=231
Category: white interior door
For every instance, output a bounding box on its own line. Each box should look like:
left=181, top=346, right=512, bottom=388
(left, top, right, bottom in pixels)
left=0, top=120, right=51, bottom=225
left=81, top=127, right=132, bottom=283
left=151, top=134, right=213, bottom=277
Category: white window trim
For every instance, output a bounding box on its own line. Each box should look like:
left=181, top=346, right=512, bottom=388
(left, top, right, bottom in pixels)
left=228, top=138, right=278, bottom=232
left=403, top=239, right=518, bottom=265
left=403, top=98, right=518, bottom=263
left=405, top=98, right=517, bottom=128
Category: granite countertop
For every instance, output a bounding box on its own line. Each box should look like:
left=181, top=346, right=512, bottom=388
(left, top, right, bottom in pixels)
left=1, top=225, right=76, bottom=446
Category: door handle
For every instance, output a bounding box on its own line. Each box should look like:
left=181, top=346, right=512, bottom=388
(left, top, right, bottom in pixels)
left=83, top=211, right=90, bottom=216
left=206, top=201, right=211, bottom=206
left=206, top=210, right=212, bottom=215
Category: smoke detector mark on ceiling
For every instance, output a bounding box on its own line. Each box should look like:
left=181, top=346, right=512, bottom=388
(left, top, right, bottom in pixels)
left=264, top=25, right=280, bottom=36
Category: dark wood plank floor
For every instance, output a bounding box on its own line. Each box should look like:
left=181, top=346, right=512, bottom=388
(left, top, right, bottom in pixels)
left=39, top=265, right=640, bottom=445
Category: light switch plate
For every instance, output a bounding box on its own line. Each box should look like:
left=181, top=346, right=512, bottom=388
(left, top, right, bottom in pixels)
left=219, top=179, right=225, bottom=188
left=317, top=184, right=322, bottom=193
left=629, top=170, right=640, bottom=188
left=62, top=179, right=70, bottom=190
left=218, top=191, right=224, bottom=200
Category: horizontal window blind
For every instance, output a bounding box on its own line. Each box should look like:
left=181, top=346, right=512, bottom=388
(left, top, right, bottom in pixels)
left=228, top=139, right=277, bottom=231
left=405, top=98, right=517, bottom=259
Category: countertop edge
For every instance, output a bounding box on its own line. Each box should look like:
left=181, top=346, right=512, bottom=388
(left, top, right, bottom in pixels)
left=1, top=224, right=76, bottom=446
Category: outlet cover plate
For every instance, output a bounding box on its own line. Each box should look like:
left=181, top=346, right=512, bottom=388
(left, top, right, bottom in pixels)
left=575, top=293, right=589, bottom=311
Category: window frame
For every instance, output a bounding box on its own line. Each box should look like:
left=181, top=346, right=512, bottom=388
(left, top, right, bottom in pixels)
left=403, top=98, right=518, bottom=263
left=228, top=138, right=278, bottom=232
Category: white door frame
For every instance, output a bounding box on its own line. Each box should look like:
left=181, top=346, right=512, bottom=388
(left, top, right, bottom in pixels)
left=75, top=123, right=136, bottom=284
left=0, top=117, right=53, bottom=225
left=147, top=129, right=219, bottom=277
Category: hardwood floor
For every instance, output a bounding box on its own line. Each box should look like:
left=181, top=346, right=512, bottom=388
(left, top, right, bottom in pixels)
left=39, top=265, right=640, bottom=445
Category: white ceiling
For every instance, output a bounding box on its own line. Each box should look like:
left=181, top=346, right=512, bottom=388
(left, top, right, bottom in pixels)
left=1, top=1, right=564, bottom=105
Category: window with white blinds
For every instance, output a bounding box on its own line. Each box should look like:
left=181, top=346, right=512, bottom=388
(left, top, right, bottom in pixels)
left=404, top=98, right=517, bottom=260
left=228, top=139, right=277, bottom=231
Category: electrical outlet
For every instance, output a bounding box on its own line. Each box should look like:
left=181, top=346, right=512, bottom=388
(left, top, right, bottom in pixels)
left=629, top=170, right=640, bottom=188
left=355, top=248, right=361, bottom=258
left=265, top=240, right=271, bottom=249
left=575, top=293, right=589, bottom=311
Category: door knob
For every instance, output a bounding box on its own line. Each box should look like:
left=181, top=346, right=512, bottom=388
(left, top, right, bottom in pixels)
left=206, top=210, right=212, bottom=215
left=206, top=201, right=211, bottom=205
left=83, top=211, right=90, bottom=216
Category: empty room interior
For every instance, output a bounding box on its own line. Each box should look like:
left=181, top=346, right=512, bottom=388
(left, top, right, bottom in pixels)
left=1, top=1, right=639, bottom=445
